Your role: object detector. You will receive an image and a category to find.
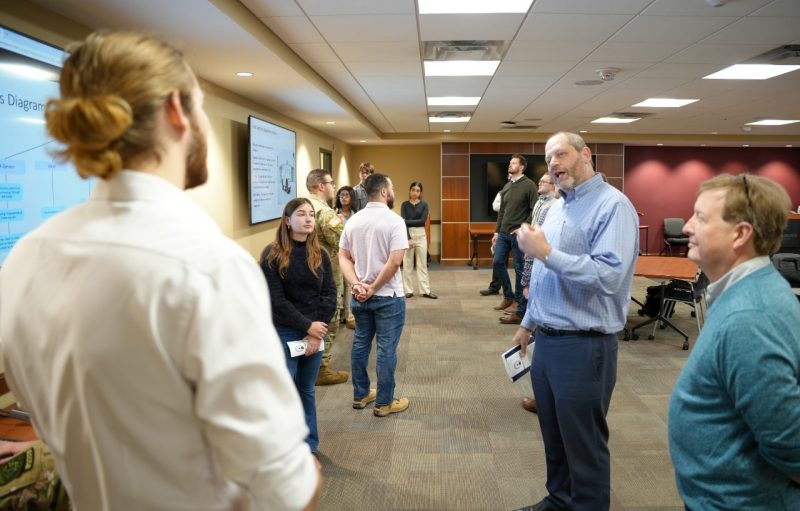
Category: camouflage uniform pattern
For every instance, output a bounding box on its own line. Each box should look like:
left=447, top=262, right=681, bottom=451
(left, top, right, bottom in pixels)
left=307, top=195, right=344, bottom=367
left=0, top=440, right=71, bottom=510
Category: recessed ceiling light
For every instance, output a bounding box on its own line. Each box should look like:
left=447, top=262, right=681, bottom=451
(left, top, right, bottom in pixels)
left=591, top=116, right=640, bottom=124
left=443, top=129, right=451, bottom=133
left=235, top=71, right=254, bottom=77
left=424, top=61, right=500, bottom=77
left=633, top=98, right=699, bottom=108
left=579, top=130, right=588, bottom=133
left=786, top=144, right=793, bottom=147
left=429, top=116, right=471, bottom=123
left=418, top=0, right=533, bottom=14
left=326, top=121, right=335, bottom=125
left=427, top=96, right=481, bottom=106
left=657, top=143, right=663, bottom=146
left=742, top=144, right=750, bottom=147
left=359, top=140, right=366, bottom=143
left=711, top=132, right=718, bottom=135
left=745, top=119, right=800, bottom=126
left=703, top=64, right=800, bottom=80
left=701, top=144, right=706, bottom=147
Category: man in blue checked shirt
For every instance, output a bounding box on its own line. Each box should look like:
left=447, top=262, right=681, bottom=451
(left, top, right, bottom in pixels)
left=510, top=132, right=639, bottom=511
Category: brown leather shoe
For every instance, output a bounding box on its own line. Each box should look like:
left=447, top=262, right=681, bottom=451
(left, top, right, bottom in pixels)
left=521, top=397, right=537, bottom=413
left=504, top=302, right=519, bottom=313
left=494, top=298, right=514, bottom=310
left=499, top=313, right=522, bottom=324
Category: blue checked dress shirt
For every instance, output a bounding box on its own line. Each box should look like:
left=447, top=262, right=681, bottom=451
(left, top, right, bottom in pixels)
left=521, top=173, right=639, bottom=334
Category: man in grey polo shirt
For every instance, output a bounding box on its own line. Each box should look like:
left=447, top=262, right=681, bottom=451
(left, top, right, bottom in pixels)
left=339, top=173, right=410, bottom=417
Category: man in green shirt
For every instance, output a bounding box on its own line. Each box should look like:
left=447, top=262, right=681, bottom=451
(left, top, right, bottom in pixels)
left=306, top=168, right=349, bottom=385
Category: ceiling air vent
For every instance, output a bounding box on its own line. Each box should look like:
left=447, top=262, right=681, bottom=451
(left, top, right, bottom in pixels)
left=748, top=45, right=800, bottom=65
left=423, top=40, right=509, bottom=61
left=610, top=112, right=653, bottom=119
left=499, top=121, right=538, bottom=130
left=430, top=111, right=472, bottom=119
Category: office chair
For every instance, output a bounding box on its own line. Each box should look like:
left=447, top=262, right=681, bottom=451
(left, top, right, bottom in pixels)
left=660, top=218, right=689, bottom=256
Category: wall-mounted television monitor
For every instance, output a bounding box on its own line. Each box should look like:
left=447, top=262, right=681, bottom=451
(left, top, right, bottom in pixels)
left=248, top=116, right=297, bottom=224
left=469, top=154, right=548, bottom=222
left=0, top=25, right=92, bottom=266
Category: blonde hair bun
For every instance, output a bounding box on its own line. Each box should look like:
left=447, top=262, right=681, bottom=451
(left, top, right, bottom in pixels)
left=46, top=95, right=133, bottom=179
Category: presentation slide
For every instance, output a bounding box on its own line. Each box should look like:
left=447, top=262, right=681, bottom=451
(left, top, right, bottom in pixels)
left=0, top=26, right=92, bottom=266
left=248, top=116, right=296, bottom=224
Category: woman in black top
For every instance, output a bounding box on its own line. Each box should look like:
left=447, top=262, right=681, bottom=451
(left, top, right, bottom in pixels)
left=335, top=186, right=358, bottom=328
left=260, top=198, right=336, bottom=454
left=400, top=181, right=437, bottom=299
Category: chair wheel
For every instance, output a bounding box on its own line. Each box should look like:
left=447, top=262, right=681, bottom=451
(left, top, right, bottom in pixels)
left=631, top=333, right=639, bottom=340
left=648, top=335, right=655, bottom=340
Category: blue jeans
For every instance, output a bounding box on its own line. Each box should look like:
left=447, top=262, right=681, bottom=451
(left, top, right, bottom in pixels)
left=350, top=295, right=405, bottom=407
left=493, top=231, right=527, bottom=314
left=531, top=329, right=618, bottom=511
left=275, top=326, right=323, bottom=453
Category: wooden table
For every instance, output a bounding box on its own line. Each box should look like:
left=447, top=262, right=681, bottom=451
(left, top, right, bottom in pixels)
left=468, top=224, right=496, bottom=269
left=629, top=256, right=698, bottom=350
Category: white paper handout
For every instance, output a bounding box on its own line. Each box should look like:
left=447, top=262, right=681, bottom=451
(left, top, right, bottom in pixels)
left=286, top=339, right=326, bottom=358
left=501, top=336, right=534, bottom=382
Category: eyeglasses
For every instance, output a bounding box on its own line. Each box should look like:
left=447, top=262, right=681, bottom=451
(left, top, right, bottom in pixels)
left=338, top=193, right=350, bottom=199
left=539, top=180, right=553, bottom=185
left=742, top=174, right=753, bottom=221
left=323, top=180, right=335, bottom=187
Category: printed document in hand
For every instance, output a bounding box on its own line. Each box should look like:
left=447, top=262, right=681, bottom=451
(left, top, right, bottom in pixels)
left=501, top=336, right=534, bottom=382
left=286, top=339, right=325, bottom=358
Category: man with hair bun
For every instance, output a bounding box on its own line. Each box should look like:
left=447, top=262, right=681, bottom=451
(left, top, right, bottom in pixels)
left=0, top=31, right=320, bottom=511
left=669, top=174, right=800, bottom=510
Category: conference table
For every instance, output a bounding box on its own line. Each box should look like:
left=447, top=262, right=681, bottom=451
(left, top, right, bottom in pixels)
left=627, top=256, right=699, bottom=350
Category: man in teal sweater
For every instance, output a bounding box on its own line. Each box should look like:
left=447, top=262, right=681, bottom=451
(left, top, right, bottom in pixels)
left=668, top=174, right=800, bottom=510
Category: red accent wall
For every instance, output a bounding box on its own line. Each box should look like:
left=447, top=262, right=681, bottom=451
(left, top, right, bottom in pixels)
left=625, top=146, right=800, bottom=254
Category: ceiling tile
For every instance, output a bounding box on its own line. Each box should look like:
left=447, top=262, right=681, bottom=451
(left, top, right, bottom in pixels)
left=587, top=42, right=688, bottom=63
left=298, top=0, right=414, bottom=15
left=347, top=61, right=421, bottom=77
left=751, top=0, right=800, bottom=17
left=531, top=0, right=651, bottom=14
left=700, top=16, right=800, bottom=45
left=516, top=14, right=633, bottom=42
left=505, top=40, right=600, bottom=61
left=642, top=0, right=772, bottom=17
left=419, top=13, right=525, bottom=41
left=310, top=14, right=417, bottom=42
left=610, top=15, right=735, bottom=43
left=331, top=41, right=420, bottom=62
left=665, top=43, right=777, bottom=64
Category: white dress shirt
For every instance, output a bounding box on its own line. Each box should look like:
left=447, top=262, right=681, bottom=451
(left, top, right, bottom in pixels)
left=0, top=171, right=316, bottom=511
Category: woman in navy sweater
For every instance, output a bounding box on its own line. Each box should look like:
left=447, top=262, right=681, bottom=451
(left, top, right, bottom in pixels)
left=260, top=198, right=336, bottom=454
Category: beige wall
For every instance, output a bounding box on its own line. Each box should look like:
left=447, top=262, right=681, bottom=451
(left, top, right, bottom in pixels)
left=349, top=145, right=441, bottom=255
left=1, top=0, right=353, bottom=261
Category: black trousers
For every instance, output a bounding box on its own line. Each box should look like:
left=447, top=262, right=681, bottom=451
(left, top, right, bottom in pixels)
left=531, top=329, right=618, bottom=511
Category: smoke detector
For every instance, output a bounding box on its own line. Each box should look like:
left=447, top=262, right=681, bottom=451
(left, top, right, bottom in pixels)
left=596, top=68, right=621, bottom=82
left=706, top=0, right=725, bottom=6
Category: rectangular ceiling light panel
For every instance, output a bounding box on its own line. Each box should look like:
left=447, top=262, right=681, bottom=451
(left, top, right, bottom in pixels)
left=424, top=60, right=500, bottom=76
left=703, top=64, right=800, bottom=80
left=419, top=0, right=533, bottom=14
left=633, top=98, right=699, bottom=108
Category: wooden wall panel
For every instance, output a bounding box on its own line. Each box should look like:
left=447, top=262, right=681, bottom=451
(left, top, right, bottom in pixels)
left=607, top=177, right=623, bottom=192
left=597, top=154, right=623, bottom=178
left=595, top=143, right=624, bottom=155
left=442, top=177, right=469, bottom=199
left=441, top=223, right=469, bottom=259
left=442, top=154, right=469, bottom=176
left=442, top=142, right=469, bottom=154
left=442, top=200, right=469, bottom=222
left=470, top=142, right=534, bottom=154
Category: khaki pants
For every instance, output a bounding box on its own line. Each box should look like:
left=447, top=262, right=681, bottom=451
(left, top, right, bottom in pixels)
left=403, top=227, right=430, bottom=295
left=322, top=256, right=343, bottom=367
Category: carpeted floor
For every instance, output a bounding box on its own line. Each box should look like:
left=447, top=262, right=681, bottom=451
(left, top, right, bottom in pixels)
left=314, top=266, right=696, bottom=510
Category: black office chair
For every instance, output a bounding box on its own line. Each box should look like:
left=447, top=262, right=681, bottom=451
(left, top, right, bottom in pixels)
left=660, top=218, right=689, bottom=256
left=772, top=253, right=800, bottom=303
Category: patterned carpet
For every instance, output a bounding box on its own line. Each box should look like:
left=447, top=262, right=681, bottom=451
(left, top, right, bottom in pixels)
left=314, top=266, right=694, bottom=510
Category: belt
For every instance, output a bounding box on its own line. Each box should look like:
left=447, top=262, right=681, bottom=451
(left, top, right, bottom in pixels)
left=538, top=326, right=607, bottom=337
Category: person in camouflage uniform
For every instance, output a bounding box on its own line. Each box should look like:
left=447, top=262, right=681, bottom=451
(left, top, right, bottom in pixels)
left=306, top=168, right=349, bottom=385
left=0, top=440, right=71, bottom=510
